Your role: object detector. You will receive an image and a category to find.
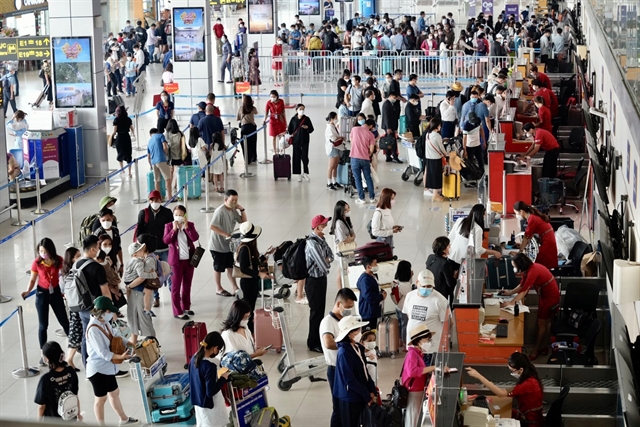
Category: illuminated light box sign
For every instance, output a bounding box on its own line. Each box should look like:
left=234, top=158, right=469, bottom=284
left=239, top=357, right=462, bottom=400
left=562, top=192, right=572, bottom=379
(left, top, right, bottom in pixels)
left=173, top=7, right=205, bottom=62
left=248, top=0, right=274, bottom=35
left=299, top=0, right=320, bottom=15
left=52, top=37, right=94, bottom=108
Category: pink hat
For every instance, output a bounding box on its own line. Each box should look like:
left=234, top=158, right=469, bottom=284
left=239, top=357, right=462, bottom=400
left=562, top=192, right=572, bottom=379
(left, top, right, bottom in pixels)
left=311, top=215, right=331, bottom=229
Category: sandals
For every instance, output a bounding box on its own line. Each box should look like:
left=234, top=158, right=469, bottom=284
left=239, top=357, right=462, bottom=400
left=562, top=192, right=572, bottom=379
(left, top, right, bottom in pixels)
left=216, top=290, right=233, bottom=297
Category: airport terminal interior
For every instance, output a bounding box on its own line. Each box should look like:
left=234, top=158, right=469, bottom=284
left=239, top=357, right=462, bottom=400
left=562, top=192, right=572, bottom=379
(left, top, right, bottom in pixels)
left=0, top=0, right=639, bottom=427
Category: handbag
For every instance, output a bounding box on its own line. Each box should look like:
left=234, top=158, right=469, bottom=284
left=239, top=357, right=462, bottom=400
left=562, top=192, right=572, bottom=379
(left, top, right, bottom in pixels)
left=428, top=134, right=448, bottom=167
left=332, top=136, right=345, bottom=147
left=337, top=241, right=357, bottom=254
left=284, top=117, right=306, bottom=146
left=378, top=134, right=396, bottom=152
left=107, top=133, right=114, bottom=147
left=87, top=324, right=126, bottom=355
left=144, top=278, right=163, bottom=290
left=391, top=377, right=409, bottom=409
left=180, top=135, right=188, bottom=160
left=370, top=167, right=380, bottom=185
left=190, top=241, right=205, bottom=268
left=232, top=245, right=253, bottom=279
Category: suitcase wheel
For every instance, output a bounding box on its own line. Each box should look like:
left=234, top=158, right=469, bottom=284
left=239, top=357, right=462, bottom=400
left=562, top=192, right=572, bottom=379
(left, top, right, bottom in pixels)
left=401, top=171, right=409, bottom=181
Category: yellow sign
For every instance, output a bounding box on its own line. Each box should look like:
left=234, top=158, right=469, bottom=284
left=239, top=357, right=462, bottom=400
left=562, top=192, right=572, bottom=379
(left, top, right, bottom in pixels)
left=0, top=36, right=51, bottom=60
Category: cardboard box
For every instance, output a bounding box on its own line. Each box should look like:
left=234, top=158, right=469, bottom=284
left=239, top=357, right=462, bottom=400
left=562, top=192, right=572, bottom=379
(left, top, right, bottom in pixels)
left=484, top=298, right=501, bottom=317
left=135, top=341, right=160, bottom=368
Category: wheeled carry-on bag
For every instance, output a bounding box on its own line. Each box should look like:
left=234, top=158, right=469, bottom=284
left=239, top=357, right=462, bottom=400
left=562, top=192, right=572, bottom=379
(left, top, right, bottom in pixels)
left=273, top=154, right=292, bottom=180
left=486, top=257, right=520, bottom=290
left=182, top=321, right=207, bottom=369
left=147, top=171, right=167, bottom=198
left=150, top=397, right=195, bottom=424
left=337, top=163, right=350, bottom=186
left=377, top=316, right=400, bottom=358
left=254, top=279, right=283, bottom=352
left=148, top=372, right=190, bottom=410
left=30, top=85, right=49, bottom=108
left=176, top=165, right=202, bottom=199
left=353, top=242, right=394, bottom=264
left=442, top=171, right=461, bottom=200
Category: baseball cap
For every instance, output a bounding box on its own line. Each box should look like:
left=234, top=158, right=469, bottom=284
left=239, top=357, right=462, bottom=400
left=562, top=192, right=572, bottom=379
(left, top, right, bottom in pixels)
left=197, top=101, right=207, bottom=110
left=311, top=215, right=331, bottom=229
left=93, top=296, right=120, bottom=314
left=148, top=190, right=162, bottom=200
left=128, top=242, right=146, bottom=256
left=417, top=270, right=435, bottom=287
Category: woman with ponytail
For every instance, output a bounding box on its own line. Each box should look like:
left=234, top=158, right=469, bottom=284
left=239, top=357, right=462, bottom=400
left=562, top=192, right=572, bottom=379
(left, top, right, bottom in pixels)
left=466, top=352, right=544, bottom=427
left=512, top=201, right=558, bottom=269
left=189, top=332, right=230, bottom=427
left=35, top=341, right=81, bottom=421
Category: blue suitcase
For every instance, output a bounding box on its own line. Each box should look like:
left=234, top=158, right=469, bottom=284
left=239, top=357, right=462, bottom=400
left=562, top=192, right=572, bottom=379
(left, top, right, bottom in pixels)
left=151, top=396, right=195, bottom=424
left=176, top=166, right=202, bottom=199
left=148, top=372, right=190, bottom=410
left=147, top=170, right=166, bottom=199
left=337, top=163, right=350, bottom=186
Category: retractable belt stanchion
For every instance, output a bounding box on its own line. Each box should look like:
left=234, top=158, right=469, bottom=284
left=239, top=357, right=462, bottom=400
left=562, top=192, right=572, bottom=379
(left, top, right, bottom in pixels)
left=132, top=158, right=147, bottom=204
left=104, top=175, right=111, bottom=197
left=12, top=306, right=40, bottom=379
left=240, top=136, right=255, bottom=178
left=12, top=178, right=28, bottom=226
left=0, top=276, right=12, bottom=303
left=201, top=167, right=215, bottom=213
left=31, top=168, right=49, bottom=215
left=31, top=220, right=37, bottom=258
left=134, top=115, right=145, bottom=152
left=259, top=125, right=272, bottom=164
left=182, top=185, right=189, bottom=213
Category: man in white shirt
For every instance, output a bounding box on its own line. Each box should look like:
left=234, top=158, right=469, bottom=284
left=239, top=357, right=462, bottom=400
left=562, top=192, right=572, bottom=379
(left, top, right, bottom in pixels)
left=320, top=288, right=358, bottom=427
left=134, top=43, right=146, bottom=76
left=146, top=23, right=159, bottom=63
left=402, top=270, right=448, bottom=354
left=360, top=89, right=376, bottom=120
left=462, top=110, right=485, bottom=172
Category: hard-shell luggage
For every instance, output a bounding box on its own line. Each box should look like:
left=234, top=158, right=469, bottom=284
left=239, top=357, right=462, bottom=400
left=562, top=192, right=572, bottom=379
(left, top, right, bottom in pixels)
left=182, top=321, right=207, bottom=369
left=109, top=95, right=125, bottom=114
left=148, top=372, right=190, bottom=410
left=273, top=154, right=291, bottom=180
left=337, top=163, right=350, bottom=186
left=486, top=256, right=520, bottom=290
left=30, top=84, right=48, bottom=108
left=147, top=170, right=166, bottom=198
left=460, top=159, right=484, bottom=182
left=176, top=165, right=201, bottom=199
left=354, top=242, right=394, bottom=264
left=150, top=397, right=195, bottom=424
left=377, top=316, right=400, bottom=357
left=254, top=280, right=283, bottom=352
left=398, top=115, right=407, bottom=135
left=442, top=171, right=461, bottom=200
left=381, top=58, right=392, bottom=75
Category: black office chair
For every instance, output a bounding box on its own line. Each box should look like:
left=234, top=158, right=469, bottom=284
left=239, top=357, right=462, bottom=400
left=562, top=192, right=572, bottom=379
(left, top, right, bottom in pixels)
left=557, top=128, right=585, bottom=153
left=548, top=318, right=601, bottom=366
left=543, top=386, right=570, bottom=427
left=550, top=158, right=586, bottom=214
left=550, top=281, right=600, bottom=339
left=551, top=241, right=592, bottom=277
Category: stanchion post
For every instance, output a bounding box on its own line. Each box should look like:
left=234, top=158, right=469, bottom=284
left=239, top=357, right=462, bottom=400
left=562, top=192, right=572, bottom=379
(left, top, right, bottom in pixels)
left=182, top=184, right=189, bottom=213
left=259, top=125, right=272, bottom=164
left=104, top=175, right=110, bottom=197
left=223, top=153, right=228, bottom=192
left=240, top=136, right=255, bottom=178
left=200, top=168, right=215, bottom=213
left=12, top=178, right=28, bottom=226
left=66, top=197, right=76, bottom=248
left=133, top=115, right=144, bottom=152
left=31, top=168, right=49, bottom=215
left=12, top=306, right=40, bottom=378
left=132, top=158, right=147, bottom=204
left=31, top=220, right=37, bottom=259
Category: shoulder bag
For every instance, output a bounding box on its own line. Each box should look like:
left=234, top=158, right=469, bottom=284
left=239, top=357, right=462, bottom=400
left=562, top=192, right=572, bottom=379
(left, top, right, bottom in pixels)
left=284, top=117, right=306, bottom=146
left=189, top=240, right=205, bottom=268
left=87, top=323, right=126, bottom=355
left=232, top=244, right=253, bottom=279
left=429, top=134, right=448, bottom=167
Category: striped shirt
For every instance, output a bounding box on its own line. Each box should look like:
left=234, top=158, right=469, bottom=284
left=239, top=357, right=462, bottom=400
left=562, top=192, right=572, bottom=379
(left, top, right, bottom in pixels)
left=305, top=233, right=334, bottom=278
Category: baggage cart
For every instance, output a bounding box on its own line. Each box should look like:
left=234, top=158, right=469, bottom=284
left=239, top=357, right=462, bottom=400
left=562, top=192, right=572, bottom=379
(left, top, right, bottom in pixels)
left=400, top=137, right=424, bottom=186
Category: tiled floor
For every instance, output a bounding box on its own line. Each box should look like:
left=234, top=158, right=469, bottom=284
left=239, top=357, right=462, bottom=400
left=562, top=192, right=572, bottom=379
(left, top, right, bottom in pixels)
left=0, top=20, right=524, bottom=426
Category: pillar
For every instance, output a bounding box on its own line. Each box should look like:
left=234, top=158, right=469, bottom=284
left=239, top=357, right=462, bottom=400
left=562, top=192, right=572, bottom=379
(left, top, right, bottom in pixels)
left=170, top=0, right=213, bottom=113
left=48, top=0, right=108, bottom=179
left=0, top=105, right=9, bottom=224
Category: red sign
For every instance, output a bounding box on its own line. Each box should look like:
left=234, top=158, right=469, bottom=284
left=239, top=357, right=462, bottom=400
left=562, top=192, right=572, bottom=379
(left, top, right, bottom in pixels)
left=235, top=81, right=250, bottom=95
left=164, top=82, right=179, bottom=94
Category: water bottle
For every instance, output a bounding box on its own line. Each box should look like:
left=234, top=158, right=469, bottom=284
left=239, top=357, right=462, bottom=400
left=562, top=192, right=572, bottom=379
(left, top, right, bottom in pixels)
left=514, top=302, right=520, bottom=317
left=459, top=387, right=468, bottom=405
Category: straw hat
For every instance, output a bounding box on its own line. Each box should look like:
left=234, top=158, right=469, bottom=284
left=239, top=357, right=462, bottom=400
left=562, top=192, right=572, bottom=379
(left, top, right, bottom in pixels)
left=451, top=82, right=463, bottom=92
left=402, top=131, right=414, bottom=141
left=334, top=316, right=370, bottom=343
left=448, top=152, right=465, bottom=171
left=409, top=324, right=434, bottom=343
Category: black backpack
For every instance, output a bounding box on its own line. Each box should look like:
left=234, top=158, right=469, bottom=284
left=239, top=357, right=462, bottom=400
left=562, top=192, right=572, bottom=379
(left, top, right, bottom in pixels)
left=415, top=132, right=427, bottom=159
left=281, top=238, right=308, bottom=280
left=143, top=49, right=150, bottom=66
left=346, top=19, right=354, bottom=32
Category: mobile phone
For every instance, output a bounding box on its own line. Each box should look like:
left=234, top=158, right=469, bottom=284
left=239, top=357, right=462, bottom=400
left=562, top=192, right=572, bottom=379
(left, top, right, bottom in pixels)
left=126, top=348, right=134, bottom=356
left=263, top=344, right=273, bottom=350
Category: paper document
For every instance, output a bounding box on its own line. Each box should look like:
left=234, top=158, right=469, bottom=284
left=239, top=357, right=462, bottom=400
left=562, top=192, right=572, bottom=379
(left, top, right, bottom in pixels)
left=501, top=303, right=530, bottom=314
left=481, top=324, right=497, bottom=335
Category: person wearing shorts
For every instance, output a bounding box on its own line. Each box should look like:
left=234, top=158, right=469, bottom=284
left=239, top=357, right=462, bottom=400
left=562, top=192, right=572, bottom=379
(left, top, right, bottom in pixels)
left=147, top=127, right=173, bottom=200
left=209, top=190, right=247, bottom=297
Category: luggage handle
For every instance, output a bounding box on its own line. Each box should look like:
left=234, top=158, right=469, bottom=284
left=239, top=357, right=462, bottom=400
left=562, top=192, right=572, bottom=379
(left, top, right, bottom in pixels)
left=159, top=408, right=177, bottom=415
left=261, top=275, right=276, bottom=313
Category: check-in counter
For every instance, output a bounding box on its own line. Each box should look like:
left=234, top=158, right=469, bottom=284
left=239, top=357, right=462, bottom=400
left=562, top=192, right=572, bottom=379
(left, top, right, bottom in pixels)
left=488, top=135, right=532, bottom=214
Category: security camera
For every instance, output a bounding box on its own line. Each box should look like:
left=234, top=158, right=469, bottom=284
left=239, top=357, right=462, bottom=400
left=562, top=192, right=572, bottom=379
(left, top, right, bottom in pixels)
left=589, top=107, right=608, bottom=119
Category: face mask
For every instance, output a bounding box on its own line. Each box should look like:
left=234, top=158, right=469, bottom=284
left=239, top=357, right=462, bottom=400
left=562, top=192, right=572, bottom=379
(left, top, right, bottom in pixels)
left=40, top=252, right=49, bottom=259
left=101, top=220, right=112, bottom=229
left=420, top=341, right=432, bottom=353
left=365, top=342, right=376, bottom=350
left=277, top=40, right=283, bottom=45
left=161, top=96, right=168, bottom=102
left=341, top=307, right=353, bottom=317
left=103, top=312, right=114, bottom=322
left=525, top=133, right=532, bottom=139
left=515, top=213, right=523, bottom=221
left=353, top=332, right=362, bottom=343
left=386, top=78, right=392, bottom=83
left=389, top=98, right=396, bottom=103
left=102, top=246, right=112, bottom=255
left=345, top=211, right=351, bottom=217
left=407, top=32, right=412, bottom=35
left=513, top=267, right=519, bottom=274
left=150, top=202, right=161, bottom=211
left=390, top=199, right=396, bottom=207
left=270, top=97, right=277, bottom=102
left=419, top=287, right=432, bottom=297
left=221, top=37, right=226, bottom=42
left=371, top=266, right=379, bottom=274
left=298, top=110, right=305, bottom=116
left=510, top=371, right=521, bottom=379
left=240, top=319, right=249, bottom=328
left=174, top=215, right=184, bottom=223
left=358, top=119, right=366, bottom=126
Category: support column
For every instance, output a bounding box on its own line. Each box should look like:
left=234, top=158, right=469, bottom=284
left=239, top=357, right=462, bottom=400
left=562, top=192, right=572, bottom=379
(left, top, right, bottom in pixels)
left=171, top=0, right=214, bottom=114
left=0, top=104, right=9, bottom=224
left=48, top=0, right=109, bottom=179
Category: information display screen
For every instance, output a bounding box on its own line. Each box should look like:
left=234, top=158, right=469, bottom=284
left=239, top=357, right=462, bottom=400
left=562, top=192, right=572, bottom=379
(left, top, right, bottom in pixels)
left=173, top=7, right=205, bottom=62
left=52, top=37, right=94, bottom=108
left=299, top=0, right=320, bottom=15
left=248, top=0, right=274, bottom=35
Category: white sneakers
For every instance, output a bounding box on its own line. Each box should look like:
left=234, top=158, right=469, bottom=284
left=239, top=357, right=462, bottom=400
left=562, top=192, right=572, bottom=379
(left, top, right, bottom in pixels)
left=424, top=189, right=433, bottom=196
left=355, top=198, right=366, bottom=205
left=369, top=198, right=378, bottom=204
left=303, top=173, right=310, bottom=182
left=297, top=175, right=303, bottom=182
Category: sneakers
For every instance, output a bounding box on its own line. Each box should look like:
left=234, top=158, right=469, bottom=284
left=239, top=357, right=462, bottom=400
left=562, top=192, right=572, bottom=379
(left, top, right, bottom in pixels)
left=424, top=189, right=433, bottom=196
left=115, top=370, right=129, bottom=378
left=333, top=183, right=343, bottom=189
left=119, top=417, right=139, bottom=426
left=302, top=173, right=310, bottom=182
left=144, top=310, right=156, bottom=317
left=369, top=198, right=378, bottom=204
left=295, top=297, right=309, bottom=304
left=392, top=157, right=404, bottom=164
left=326, top=183, right=337, bottom=190
left=153, top=298, right=160, bottom=308
left=355, top=198, right=366, bottom=205
left=297, top=175, right=303, bottom=182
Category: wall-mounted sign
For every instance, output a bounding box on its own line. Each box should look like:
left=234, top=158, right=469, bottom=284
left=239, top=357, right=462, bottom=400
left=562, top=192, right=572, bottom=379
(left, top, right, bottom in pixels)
left=173, top=7, right=205, bottom=62
left=52, top=37, right=94, bottom=108
left=505, top=4, right=519, bottom=21
left=248, top=0, right=274, bottom=35
left=0, top=0, right=48, bottom=17
left=299, top=0, right=320, bottom=15
left=0, top=36, right=51, bottom=61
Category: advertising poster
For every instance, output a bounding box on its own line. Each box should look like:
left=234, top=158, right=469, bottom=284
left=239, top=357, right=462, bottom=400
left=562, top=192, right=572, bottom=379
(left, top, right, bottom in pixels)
left=41, top=137, right=60, bottom=180
left=52, top=37, right=94, bottom=108
left=634, top=161, right=638, bottom=208
left=299, top=0, right=320, bottom=15
left=248, top=0, right=274, bottom=35
left=481, top=0, right=493, bottom=16
left=173, top=8, right=205, bottom=62
left=468, top=0, right=476, bottom=18
left=425, top=373, right=437, bottom=426
left=324, top=0, right=334, bottom=20
left=505, top=4, right=519, bottom=21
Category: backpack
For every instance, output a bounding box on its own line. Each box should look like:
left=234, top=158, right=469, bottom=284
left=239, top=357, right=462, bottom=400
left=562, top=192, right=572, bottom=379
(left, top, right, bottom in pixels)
left=308, top=36, right=322, bottom=50
left=476, top=38, right=487, bottom=54
left=78, top=214, right=100, bottom=247
left=415, top=132, right=427, bottom=159
left=281, top=238, right=308, bottom=280
left=143, top=49, right=150, bottom=66
left=133, top=208, right=150, bottom=241
left=345, top=19, right=354, bottom=32
left=57, top=390, right=79, bottom=421
left=366, top=209, right=382, bottom=239
left=365, top=36, right=374, bottom=51
left=135, top=28, right=147, bottom=44
left=154, top=255, right=171, bottom=285
left=64, top=259, right=97, bottom=312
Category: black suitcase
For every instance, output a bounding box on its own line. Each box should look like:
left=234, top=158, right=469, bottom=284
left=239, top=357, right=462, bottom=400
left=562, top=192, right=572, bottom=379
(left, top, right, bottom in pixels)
left=108, top=95, right=125, bottom=114
left=485, top=257, right=520, bottom=290
left=460, top=158, right=484, bottom=181
left=30, top=84, right=49, bottom=108
left=273, top=154, right=291, bottom=180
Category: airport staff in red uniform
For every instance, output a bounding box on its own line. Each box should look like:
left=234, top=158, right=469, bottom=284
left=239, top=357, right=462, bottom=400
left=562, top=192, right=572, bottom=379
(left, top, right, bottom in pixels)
left=531, top=79, right=558, bottom=117
left=530, top=65, right=552, bottom=90
left=500, top=254, right=560, bottom=361
left=519, top=123, right=560, bottom=178
left=511, top=201, right=559, bottom=270
left=533, top=96, right=553, bottom=133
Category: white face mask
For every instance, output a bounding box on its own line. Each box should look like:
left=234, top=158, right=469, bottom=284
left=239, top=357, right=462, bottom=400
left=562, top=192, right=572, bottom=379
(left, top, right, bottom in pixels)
left=344, top=211, right=351, bottom=217
left=510, top=371, right=521, bottom=379
left=161, top=96, right=168, bottom=102
left=150, top=202, right=161, bottom=211
left=101, top=220, right=112, bottom=229
left=365, top=342, right=376, bottom=350
left=174, top=215, right=184, bottom=223
left=103, top=312, right=114, bottom=322
left=297, top=109, right=305, bottom=116
left=353, top=332, right=362, bottom=343
left=513, top=267, right=519, bottom=274
left=240, top=319, right=249, bottom=328
left=270, top=97, right=277, bottom=102
left=515, top=213, right=523, bottom=221
left=102, top=246, right=112, bottom=255
left=420, top=341, right=432, bottom=353
left=277, top=40, right=283, bottom=45
left=371, top=266, right=379, bottom=273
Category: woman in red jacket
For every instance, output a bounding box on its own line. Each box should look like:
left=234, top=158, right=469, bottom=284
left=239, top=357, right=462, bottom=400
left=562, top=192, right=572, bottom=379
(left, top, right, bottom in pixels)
left=265, top=90, right=287, bottom=154
left=163, top=204, right=199, bottom=320
left=512, top=201, right=558, bottom=269
left=501, top=254, right=560, bottom=360
left=466, top=352, right=544, bottom=427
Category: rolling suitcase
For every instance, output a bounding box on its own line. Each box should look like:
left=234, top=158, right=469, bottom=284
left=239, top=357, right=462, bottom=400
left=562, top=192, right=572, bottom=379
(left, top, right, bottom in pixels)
left=108, top=94, right=124, bottom=114
left=151, top=397, right=195, bottom=424
left=254, top=280, right=283, bottom=352
left=148, top=373, right=190, bottom=410
left=273, top=154, right=291, bottom=180
left=147, top=170, right=167, bottom=198
left=176, top=165, right=201, bottom=199
left=353, top=242, right=394, bottom=264
left=381, top=58, right=392, bottom=75
left=336, top=163, right=350, bottom=186
left=30, top=84, right=48, bottom=108
left=442, top=171, right=460, bottom=200
left=486, top=257, right=520, bottom=290
left=182, top=321, right=207, bottom=369
left=377, top=316, right=400, bottom=357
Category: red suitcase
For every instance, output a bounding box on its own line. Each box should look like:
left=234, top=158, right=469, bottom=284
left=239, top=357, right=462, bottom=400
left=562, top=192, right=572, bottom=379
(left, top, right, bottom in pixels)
left=182, top=321, right=207, bottom=369
left=254, top=280, right=283, bottom=353
left=273, top=154, right=291, bottom=180
left=353, top=242, right=394, bottom=263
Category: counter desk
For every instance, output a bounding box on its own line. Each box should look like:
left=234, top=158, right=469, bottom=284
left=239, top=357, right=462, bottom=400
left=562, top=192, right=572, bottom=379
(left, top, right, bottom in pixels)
left=487, top=134, right=533, bottom=214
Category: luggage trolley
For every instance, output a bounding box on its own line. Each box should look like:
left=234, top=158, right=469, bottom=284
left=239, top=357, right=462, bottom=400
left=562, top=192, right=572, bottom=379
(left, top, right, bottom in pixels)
left=228, top=376, right=271, bottom=427
left=273, top=306, right=327, bottom=391
left=400, top=136, right=424, bottom=186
